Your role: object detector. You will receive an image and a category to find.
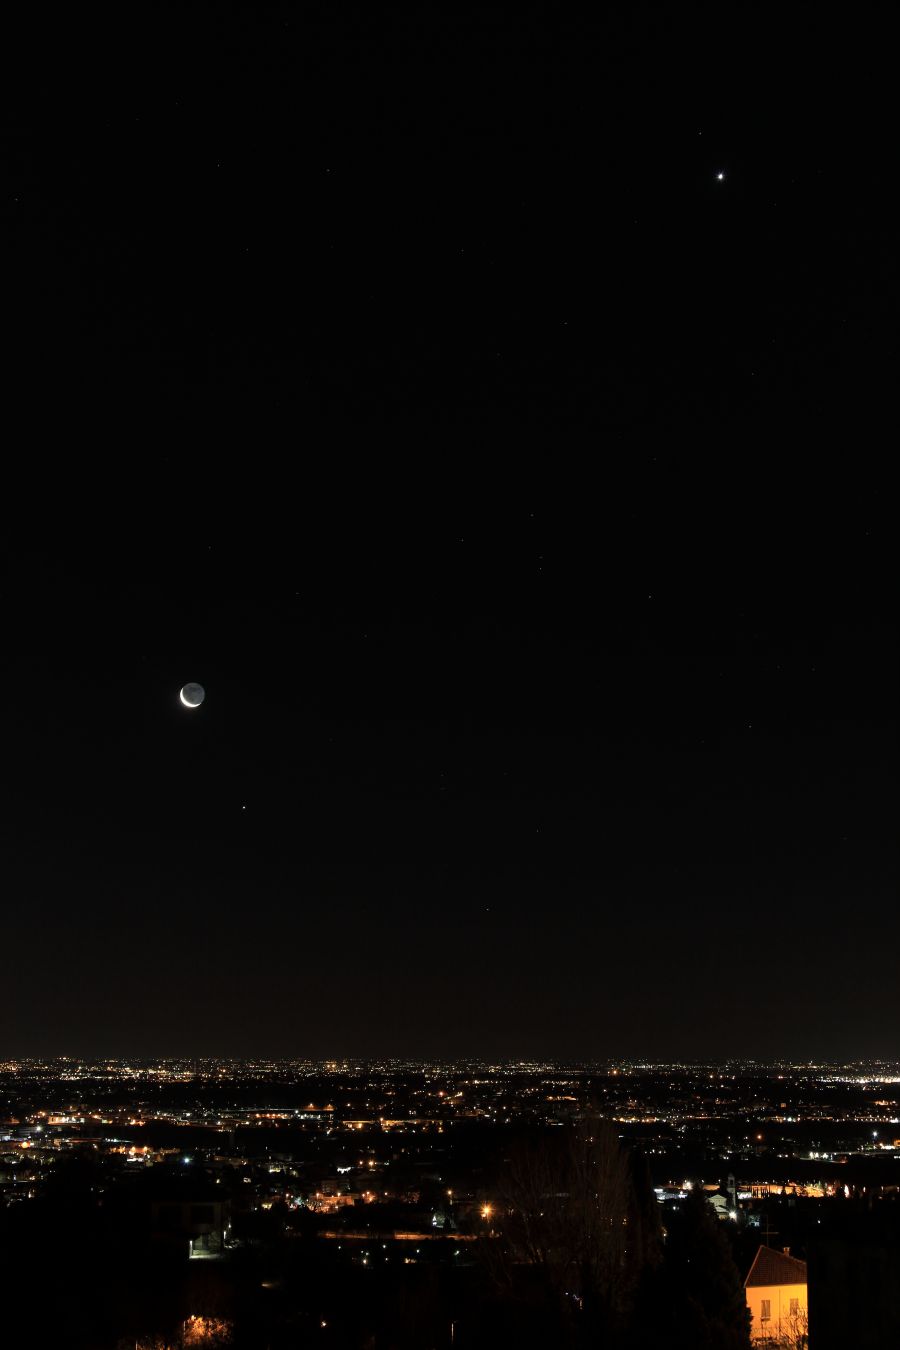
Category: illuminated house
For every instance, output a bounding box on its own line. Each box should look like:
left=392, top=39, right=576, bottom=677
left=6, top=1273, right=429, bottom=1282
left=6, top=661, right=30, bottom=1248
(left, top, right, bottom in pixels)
left=744, top=1245, right=808, bottom=1345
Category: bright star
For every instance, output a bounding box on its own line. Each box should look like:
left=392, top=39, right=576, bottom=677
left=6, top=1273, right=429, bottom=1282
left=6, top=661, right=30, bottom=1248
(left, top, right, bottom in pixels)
left=716, top=172, right=726, bottom=181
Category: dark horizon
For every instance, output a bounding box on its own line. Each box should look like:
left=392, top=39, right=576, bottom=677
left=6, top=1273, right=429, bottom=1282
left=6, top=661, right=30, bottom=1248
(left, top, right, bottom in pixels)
left=5, top=1053, right=898, bottom=1069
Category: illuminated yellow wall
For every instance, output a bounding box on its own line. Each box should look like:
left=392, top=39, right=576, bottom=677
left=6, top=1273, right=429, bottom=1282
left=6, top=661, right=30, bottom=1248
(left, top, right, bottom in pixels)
left=746, top=1281, right=807, bottom=1342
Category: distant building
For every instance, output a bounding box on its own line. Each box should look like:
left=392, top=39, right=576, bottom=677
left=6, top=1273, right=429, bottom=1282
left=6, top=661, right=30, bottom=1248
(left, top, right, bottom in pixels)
left=707, top=1192, right=730, bottom=1220
left=145, top=1174, right=231, bottom=1258
left=744, top=1245, right=808, bottom=1345
left=151, top=1192, right=230, bottom=1257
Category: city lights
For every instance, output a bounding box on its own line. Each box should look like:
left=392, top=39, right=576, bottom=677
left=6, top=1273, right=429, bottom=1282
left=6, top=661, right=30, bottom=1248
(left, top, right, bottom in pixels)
left=2, top=1055, right=897, bottom=1342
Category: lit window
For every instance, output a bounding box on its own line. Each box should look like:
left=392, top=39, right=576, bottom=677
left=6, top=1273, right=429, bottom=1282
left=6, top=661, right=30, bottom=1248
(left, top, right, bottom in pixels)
left=760, top=1299, right=771, bottom=1322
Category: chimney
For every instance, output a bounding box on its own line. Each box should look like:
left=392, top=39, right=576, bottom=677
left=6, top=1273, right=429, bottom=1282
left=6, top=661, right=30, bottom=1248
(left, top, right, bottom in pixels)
left=783, top=1246, right=791, bottom=1255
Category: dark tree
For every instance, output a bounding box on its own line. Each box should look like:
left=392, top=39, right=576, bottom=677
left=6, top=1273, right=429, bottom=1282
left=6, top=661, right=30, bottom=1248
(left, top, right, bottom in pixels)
left=648, top=1181, right=752, bottom=1350
left=625, top=1147, right=664, bottom=1276
left=483, top=1119, right=663, bottom=1347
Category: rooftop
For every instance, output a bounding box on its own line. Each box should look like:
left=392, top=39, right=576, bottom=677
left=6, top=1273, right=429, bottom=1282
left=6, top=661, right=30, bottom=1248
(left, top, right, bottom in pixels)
left=745, top=1245, right=808, bottom=1288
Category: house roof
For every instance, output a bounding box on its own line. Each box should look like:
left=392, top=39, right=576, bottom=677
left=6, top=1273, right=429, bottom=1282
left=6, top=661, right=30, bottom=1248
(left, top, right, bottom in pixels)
left=744, top=1245, right=808, bottom=1288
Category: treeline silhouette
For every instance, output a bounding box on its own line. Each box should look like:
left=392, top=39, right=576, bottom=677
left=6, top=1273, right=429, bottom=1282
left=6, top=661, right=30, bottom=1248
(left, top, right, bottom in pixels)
left=0, top=1125, right=752, bottom=1348
left=478, top=1119, right=751, bottom=1349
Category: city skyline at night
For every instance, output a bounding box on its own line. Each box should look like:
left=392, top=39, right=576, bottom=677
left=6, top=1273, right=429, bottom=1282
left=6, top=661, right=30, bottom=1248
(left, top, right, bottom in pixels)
left=1, top=7, right=897, bottom=1345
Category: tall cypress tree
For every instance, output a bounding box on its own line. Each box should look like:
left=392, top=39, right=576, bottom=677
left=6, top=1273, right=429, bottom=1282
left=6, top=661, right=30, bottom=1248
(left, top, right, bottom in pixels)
left=651, top=1181, right=752, bottom=1350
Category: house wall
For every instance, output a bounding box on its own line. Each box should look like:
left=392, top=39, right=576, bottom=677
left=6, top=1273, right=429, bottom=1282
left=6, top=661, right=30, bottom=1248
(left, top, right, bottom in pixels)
left=746, top=1281, right=807, bottom=1342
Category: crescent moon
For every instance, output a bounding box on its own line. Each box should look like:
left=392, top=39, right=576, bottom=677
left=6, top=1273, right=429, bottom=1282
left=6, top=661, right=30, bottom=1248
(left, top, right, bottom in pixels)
left=179, top=683, right=205, bottom=708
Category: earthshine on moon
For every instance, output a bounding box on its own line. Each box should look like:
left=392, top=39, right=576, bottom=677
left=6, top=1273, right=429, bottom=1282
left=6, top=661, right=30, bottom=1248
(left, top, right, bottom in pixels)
left=179, top=683, right=205, bottom=708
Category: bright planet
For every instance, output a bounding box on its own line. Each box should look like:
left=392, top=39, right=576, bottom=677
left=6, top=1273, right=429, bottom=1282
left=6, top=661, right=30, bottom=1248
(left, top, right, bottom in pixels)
left=179, top=683, right=205, bottom=708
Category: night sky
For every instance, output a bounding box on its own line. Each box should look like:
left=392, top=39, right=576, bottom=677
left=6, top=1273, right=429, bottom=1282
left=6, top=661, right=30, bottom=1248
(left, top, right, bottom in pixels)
left=2, top=9, right=895, bottom=1059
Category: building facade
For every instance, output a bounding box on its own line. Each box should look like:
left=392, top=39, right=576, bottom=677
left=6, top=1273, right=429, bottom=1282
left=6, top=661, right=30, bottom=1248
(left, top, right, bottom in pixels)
left=744, top=1244, right=808, bottom=1345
